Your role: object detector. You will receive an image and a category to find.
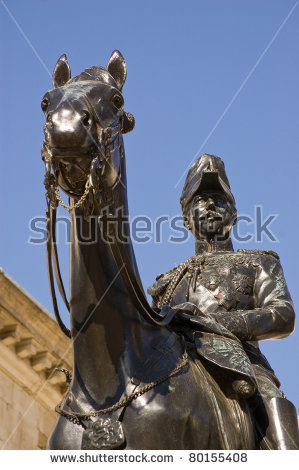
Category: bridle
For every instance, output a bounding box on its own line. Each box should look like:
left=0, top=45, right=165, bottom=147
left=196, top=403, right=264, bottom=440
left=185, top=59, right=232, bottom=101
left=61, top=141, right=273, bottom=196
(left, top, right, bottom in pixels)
left=43, top=116, right=176, bottom=338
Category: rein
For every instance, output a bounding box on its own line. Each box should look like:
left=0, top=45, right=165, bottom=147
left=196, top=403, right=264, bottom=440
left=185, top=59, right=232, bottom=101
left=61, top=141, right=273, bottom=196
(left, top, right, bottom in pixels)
left=43, top=119, right=176, bottom=338
left=46, top=204, right=71, bottom=337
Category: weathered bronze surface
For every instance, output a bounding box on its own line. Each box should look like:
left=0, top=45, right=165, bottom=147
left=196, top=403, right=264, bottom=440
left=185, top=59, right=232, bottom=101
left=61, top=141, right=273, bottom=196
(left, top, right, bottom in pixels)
left=41, top=52, right=298, bottom=450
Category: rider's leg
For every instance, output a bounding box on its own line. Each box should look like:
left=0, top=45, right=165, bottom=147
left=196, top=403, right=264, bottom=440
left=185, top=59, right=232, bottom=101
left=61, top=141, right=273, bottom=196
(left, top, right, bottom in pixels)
left=253, top=373, right=299, bottom=450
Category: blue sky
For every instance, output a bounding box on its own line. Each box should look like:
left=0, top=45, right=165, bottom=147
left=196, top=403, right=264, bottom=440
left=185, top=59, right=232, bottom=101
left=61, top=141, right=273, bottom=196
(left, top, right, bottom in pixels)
left=0, top=0, right=298, bottom=412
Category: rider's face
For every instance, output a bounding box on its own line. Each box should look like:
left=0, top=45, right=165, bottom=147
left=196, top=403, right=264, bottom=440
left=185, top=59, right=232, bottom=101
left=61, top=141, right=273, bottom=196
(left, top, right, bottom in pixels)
left=188, top=192, right=234, bottom=240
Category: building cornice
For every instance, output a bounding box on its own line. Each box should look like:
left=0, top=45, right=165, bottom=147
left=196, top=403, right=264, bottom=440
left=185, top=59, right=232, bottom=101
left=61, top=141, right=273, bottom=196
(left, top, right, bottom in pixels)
left=0, top=268, right=72, bottom=413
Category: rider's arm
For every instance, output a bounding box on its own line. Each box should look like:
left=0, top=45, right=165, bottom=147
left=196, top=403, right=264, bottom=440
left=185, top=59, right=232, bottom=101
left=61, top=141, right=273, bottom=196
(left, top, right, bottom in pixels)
left=216, top=254, right=295, bottom=341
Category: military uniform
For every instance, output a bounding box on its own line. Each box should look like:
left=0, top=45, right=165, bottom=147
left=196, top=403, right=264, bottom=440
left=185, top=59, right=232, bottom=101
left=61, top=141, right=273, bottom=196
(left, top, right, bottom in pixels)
left=148, top=247, right=294, bottom=399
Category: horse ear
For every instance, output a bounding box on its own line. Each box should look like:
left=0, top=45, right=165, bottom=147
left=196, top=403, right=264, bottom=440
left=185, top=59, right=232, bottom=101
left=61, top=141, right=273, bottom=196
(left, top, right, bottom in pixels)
left=52, top=54, right=71, bottom=88
left=107, top=50, right=127, bottom=91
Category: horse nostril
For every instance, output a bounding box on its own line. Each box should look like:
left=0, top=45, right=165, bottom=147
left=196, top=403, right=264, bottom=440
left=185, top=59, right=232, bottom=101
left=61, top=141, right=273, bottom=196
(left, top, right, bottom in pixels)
left=81, top=110, right=90, bottom=126
left=46, top=113, right=53, bottom=126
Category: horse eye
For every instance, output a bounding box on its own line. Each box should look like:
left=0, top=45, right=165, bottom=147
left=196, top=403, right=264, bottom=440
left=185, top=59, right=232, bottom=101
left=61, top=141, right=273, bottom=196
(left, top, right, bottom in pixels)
left=112, top=95, right=123, bottom=109
left=216, top=197, right=227, bottom=205
left=193, top=195, right=205, bottom=204
left=41, top=98, right=49, bottom=112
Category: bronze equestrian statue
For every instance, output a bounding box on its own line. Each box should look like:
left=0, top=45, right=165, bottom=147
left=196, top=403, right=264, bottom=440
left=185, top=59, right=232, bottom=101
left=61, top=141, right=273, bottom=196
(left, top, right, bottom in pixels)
left=41, top=51, right=298, bottom=449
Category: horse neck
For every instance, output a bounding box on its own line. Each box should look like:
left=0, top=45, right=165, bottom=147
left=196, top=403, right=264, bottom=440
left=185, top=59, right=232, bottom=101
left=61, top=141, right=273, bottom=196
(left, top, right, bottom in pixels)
left=68, top=140, right=157, bottom=407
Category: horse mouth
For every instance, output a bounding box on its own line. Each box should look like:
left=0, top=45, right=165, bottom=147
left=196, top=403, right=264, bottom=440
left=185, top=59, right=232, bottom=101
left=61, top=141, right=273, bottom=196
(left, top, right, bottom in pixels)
left=56, top=162, right=90, bottom=198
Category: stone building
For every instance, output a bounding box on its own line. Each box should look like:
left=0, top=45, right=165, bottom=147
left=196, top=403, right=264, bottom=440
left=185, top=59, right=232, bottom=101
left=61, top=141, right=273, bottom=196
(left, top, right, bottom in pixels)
left=0, top=268, right=72, bottom=450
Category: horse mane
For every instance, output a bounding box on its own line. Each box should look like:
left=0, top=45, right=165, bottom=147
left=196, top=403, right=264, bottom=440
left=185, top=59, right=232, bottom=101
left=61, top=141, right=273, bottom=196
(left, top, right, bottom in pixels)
left=69, top=66, right=118, bottom=88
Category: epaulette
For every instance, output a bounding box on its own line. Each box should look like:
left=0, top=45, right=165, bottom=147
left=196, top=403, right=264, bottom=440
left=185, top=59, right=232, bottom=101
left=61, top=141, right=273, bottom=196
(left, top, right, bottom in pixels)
left=237, top=249, right=280, bottom=260
left=262, top=250, right=280, bottom=260
left=147, top=274, right=171, bottom=297
left=147, top=258, right=192, bottom=298
left=147, top=262, right=184, bottom=297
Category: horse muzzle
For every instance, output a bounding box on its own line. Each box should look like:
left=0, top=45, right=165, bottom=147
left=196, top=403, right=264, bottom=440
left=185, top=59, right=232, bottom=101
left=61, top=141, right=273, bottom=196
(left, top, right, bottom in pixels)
left=43, top=107, right=98, bottom=154
left=50, top=146, right=97, bottom=161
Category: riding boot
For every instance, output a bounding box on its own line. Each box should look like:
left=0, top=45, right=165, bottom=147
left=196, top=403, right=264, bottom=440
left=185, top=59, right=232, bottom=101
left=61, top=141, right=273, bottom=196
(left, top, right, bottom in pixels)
left=255, top=397, right=299, bottom=449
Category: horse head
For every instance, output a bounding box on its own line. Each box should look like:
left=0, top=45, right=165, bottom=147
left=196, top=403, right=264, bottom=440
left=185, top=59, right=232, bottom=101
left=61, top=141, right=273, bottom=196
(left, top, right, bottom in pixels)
left=41, top=51, right=134, bottom=208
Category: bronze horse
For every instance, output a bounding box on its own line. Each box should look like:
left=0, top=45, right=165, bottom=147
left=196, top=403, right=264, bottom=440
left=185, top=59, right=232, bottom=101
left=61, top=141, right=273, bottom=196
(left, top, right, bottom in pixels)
left=41, top=51, right=257, bottom=450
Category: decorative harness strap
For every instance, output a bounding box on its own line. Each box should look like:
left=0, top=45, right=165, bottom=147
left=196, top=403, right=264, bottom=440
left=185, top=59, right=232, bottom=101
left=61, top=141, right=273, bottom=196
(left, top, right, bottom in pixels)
left=55, top=350, right=188, bottom=425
